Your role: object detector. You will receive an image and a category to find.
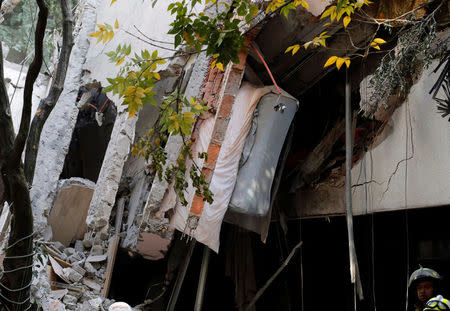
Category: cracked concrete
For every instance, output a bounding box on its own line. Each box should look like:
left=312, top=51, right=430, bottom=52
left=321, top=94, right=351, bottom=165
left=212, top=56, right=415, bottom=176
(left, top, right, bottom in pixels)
left=31, top=0, right=99, bottom=236
left=296, top=59, right=450, bottom=217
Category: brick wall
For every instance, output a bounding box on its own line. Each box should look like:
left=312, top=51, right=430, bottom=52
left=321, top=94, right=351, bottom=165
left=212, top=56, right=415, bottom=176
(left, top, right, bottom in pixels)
left=187, top=31, right=260, bottom=226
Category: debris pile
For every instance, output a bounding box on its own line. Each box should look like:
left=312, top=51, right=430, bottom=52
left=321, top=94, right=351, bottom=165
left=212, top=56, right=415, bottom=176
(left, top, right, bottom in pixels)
left=32, top=231, right=122, bottom=311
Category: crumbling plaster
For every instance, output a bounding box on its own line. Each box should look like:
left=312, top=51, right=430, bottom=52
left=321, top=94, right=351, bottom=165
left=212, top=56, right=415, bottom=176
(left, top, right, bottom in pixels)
left=31, top=0, right=99, bottom=236
left=351, top=59, right=450, bottom=215
left=297, top=59, right=450, bottom=217
left=84, top=1, right=208, bottom=230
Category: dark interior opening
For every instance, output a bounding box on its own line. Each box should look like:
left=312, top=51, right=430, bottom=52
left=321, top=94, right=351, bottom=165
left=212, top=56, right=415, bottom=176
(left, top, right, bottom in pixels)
left=60, top=87, right=117, bottom=183
left=107, top=204, right=450, bottom=311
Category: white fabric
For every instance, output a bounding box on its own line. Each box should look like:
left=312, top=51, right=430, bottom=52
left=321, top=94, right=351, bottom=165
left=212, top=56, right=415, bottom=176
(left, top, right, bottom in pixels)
left=170, top=82, right=274, bottom=252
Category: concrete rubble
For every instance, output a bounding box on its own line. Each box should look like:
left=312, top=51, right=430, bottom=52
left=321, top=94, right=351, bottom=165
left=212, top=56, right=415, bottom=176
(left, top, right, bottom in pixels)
left=31, top=231, right=138, bottom=311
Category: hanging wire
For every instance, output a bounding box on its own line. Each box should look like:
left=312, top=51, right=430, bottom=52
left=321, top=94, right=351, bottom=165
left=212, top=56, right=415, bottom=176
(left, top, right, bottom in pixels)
left=404, top=98, right=412, bottom=311
left=363, top=55, right=378, bottom=311
left=0, top=230, right=36, bottom=309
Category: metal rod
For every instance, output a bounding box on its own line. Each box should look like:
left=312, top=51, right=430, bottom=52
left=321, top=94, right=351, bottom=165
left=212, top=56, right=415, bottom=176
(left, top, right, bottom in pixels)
left=345, top=68, right=363, bottom=304
left=194, top=246, right=211, bottom=311
left=166, top=239, right=196, bottom=311
left=244, top=241, right=303, bottom=311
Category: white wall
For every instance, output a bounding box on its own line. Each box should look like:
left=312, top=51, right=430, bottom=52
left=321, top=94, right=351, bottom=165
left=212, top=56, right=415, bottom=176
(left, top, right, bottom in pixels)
left=351, top=60, right=450, bottom=215
left=84, top=0, right=205, bottom=86
left=3, top=60, right=49, bottom=133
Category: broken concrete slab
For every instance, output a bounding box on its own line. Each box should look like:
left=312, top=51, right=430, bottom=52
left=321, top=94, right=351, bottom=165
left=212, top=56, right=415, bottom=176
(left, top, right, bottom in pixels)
left=31, top=0, right=100, bottom=237
left=82, top=278, right=102, bottom=292
left=51, top=289, right=68, bottom=301
left=125, top=53, right=211, bottom=253
left=48, top=178, right=95, bottom=246
left=63, top=267, right=83, bottom=283
left=86, top=254, right=108, bottom=263
left=85, top=109, right=137, bottom=230
left=90, top=245, right=104, bottom=256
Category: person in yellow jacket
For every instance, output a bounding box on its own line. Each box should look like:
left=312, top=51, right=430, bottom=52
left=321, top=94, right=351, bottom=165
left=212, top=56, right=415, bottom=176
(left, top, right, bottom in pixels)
left=424, top=295, right=450, bottom=310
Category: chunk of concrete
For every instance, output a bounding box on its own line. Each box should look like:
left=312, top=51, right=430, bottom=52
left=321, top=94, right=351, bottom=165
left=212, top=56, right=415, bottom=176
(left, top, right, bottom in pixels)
left=82, top=278, right=102, bottom=292
left=63, top=267, right=83, bottom=283
left=51, top=289, right=68, bottom=300
left=90, top=245, right=104, bottom=256
left=74, top=240, right=84, bottom=253
left=63, top=294, right=78, bottom=305
left=88, top=297, right=103, bottom=308
left=86, top=254, right=108, bottom=263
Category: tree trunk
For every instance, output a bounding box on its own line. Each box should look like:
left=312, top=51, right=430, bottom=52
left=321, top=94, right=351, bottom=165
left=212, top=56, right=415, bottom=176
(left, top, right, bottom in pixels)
left=24, top=0, right=74, bottom=185
left=0, top=1, right=48, bottom=309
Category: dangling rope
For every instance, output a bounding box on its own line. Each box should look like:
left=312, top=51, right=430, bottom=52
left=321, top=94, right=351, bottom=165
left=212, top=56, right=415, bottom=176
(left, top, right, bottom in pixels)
left=250, top=43, right=282, bottom=95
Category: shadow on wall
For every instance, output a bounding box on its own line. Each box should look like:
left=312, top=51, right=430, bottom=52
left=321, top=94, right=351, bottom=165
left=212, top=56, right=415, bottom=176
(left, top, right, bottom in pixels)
left=60, top=86, right=117, bottom=183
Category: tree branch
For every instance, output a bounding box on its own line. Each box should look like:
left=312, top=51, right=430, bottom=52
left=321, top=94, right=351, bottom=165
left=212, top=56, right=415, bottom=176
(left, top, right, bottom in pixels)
left=24, top=0, right=74, bottom=184
left=11, top=0, right=48, bottom=169
left=0, top=2, right=48, bottom=309
left=0, top=43, right=15, bottom=171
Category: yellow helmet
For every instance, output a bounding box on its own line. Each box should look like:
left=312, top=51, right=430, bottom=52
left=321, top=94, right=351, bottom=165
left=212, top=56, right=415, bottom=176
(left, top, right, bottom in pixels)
left=424, top=295, right=450, bottom=310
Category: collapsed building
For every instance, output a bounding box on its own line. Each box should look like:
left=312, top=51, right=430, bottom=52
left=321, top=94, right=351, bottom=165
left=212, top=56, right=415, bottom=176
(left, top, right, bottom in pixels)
left=1, top=0, right=450, bottom=310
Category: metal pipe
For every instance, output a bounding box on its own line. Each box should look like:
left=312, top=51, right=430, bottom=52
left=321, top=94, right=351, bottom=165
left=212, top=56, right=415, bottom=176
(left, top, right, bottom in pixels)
left=194, top=246, right=210, bottom=311
left=345, top=68, right=363, bottom=305
left=166, top=239, right=196, bottom=311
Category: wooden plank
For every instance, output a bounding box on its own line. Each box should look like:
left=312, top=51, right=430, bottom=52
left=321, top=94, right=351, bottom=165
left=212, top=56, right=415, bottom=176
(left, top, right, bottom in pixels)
left=49, top=256, right=71, bottom=284
left=53, top=256, right=72, bottom=269
left=46, top=265, right=58, bottom=290
left=42, top=244, right=64, bottom=260
left=101, top=235, right=120, bottom=298
left=102, top=198, right=125, bottom=298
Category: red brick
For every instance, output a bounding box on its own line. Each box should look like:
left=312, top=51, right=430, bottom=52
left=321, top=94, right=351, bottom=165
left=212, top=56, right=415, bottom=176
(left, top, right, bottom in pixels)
left=232, top=50, right=249, bottom=71
left=207, top=67, right=218, bottom=82
left=212, top=73, right=224, bottom=94
left=190, top=195, right=205, bottom=216
left=206, top=142, right=221, bottom=167
left=202, top=167, right=214, bottom=183
left=218, top=94, right=235, bottom=117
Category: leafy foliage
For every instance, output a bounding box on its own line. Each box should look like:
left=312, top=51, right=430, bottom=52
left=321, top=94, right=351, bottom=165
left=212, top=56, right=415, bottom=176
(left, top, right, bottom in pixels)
left=167, top=0, right=258, bottom=69
left=131, top=90, right=213, bottom=205
left=88, top=20, right=119, bottom=43
left=89, top=0, right=264, bottom=206
left=282, top=0, right=375, bottom=69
